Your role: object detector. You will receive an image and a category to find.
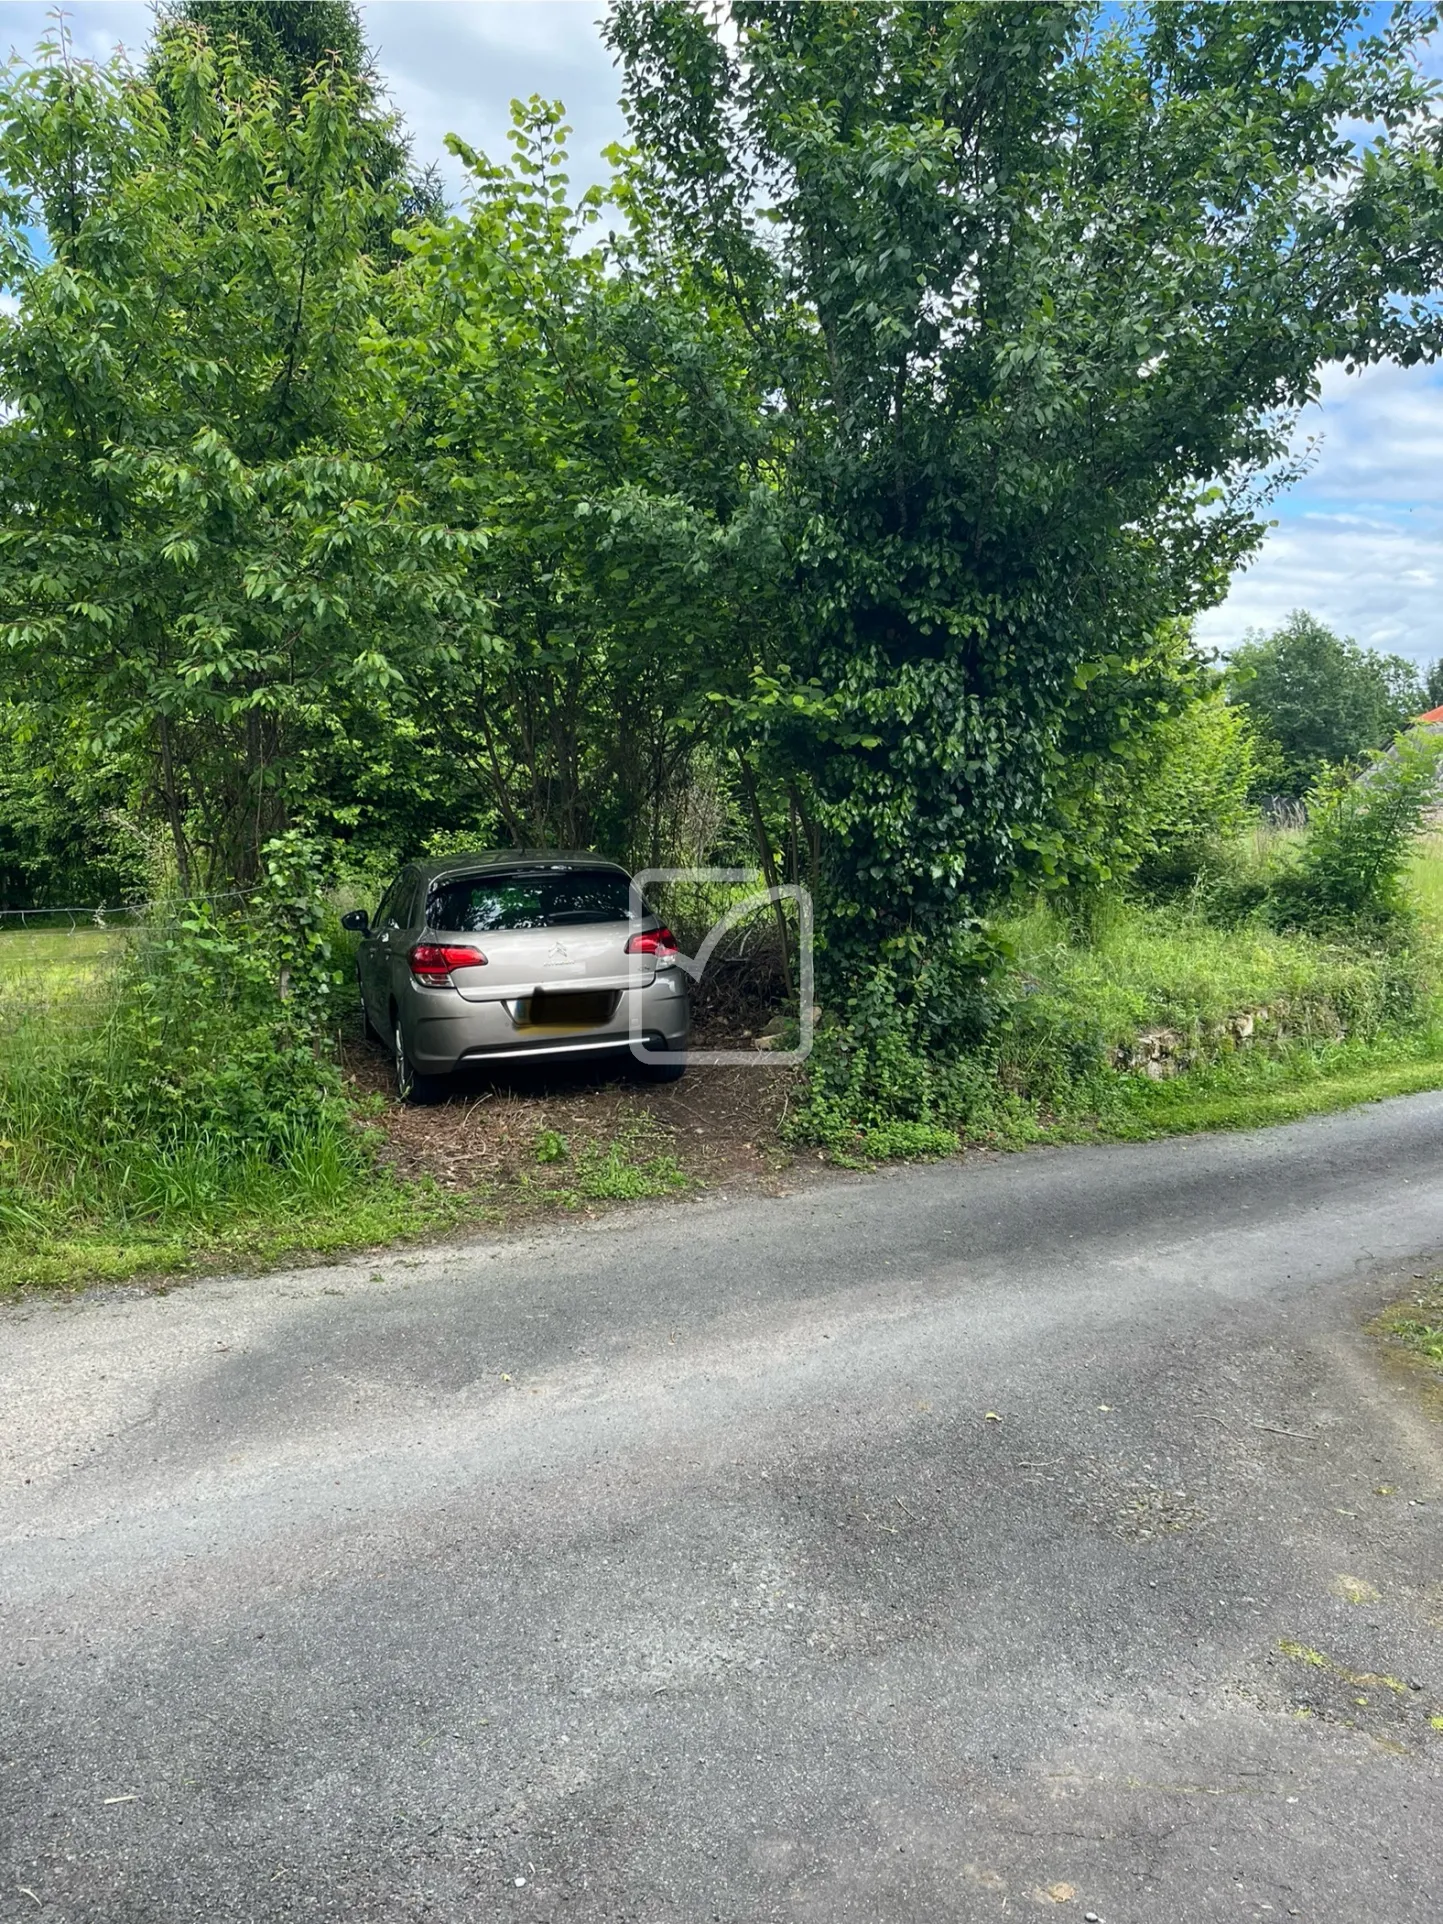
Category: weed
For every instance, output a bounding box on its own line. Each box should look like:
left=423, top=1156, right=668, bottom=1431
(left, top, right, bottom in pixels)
left=787, top=837, right=1443, bottom=1154
left=531, top=1121, right=688, bottom=1207
left=1377, top=1275, right=1443, bottom=1370
left=0, top=874, right=433, bottom=1293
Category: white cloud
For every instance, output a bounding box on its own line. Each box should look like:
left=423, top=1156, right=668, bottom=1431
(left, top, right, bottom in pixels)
left=1196, top=509, right=1443, bottom=664
left=0, top=2, right=151, bottom=65
left=360, top=2, right=624, bottom=200
left=1197, top=361, right=1443, bottom=666
left=1295, top=359, right=1443, bottom=506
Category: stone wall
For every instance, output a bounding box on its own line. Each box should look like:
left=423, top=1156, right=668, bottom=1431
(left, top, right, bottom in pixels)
left=1109, top=1004, right=1344, bottom=1080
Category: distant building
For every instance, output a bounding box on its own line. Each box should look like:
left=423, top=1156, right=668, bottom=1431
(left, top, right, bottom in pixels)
left=1417, top=706, right=1443, bottom=822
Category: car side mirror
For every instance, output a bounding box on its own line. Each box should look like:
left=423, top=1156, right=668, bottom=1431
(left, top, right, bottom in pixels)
left=340, top=909, right=370, bottom=934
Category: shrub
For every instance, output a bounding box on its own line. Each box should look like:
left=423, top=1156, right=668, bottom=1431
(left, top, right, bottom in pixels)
left=0, top=835, right=369, bottom=1250
left=1270, top=729, right=1443, bottom=935
left=785, top=883, right=1437, bottom=1157
left=784, top=933, right=1010, bottom=1156
left=1131, top=693, right=1257, bottom=896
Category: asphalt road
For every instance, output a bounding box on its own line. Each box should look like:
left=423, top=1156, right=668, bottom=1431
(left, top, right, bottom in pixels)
left=4, top=1095, right=1443, bottom=1924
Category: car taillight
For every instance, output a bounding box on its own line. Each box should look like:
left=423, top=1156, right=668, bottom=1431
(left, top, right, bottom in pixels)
left=625, top=927, right=679, bottom=964
left=408, top=942, right=486, bottom=983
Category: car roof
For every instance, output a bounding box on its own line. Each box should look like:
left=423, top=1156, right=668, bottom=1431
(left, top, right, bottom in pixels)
left=415, top=850, right=631, bottom=886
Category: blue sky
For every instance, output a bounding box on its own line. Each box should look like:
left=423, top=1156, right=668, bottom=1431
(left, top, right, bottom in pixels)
left=4, top=1, right=1441, bottom=669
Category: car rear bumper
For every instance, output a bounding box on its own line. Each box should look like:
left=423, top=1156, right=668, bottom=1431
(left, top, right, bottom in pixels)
left=457, top=1032, right=674, bottom=1066
left=402, top=977, right=690, bottom=1075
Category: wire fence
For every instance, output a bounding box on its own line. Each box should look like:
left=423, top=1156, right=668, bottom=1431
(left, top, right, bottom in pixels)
left=0, top=887, right=262, bottom=932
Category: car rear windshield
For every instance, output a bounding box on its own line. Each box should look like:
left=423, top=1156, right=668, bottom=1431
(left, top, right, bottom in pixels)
left=426, top=869, right=638, bottom=932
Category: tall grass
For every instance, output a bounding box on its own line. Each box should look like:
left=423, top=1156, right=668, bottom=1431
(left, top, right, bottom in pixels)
left=0, top=914, right=436, bottom=1291
left=788, top=820, right=1443, bottom=1159
left=0, top=926, right=119, bottom=994
left=1002, top=895, right=1428, bottom=1075
left=1410, top=829, right=1443, bottom=938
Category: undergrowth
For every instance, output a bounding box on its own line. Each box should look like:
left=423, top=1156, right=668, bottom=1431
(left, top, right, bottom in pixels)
left=0, top=846, right=452, bottom=1293
left=522, top=1120, right=689, bottom=1207
left=787, top=818, right=1443, bottom=1163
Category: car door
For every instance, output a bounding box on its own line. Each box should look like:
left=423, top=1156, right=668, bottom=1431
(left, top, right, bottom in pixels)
left=359, top=876, right=403, bottom=1029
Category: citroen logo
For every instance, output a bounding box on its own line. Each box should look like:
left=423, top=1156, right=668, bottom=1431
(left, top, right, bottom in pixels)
left=547, top=940, right=570, bottom=964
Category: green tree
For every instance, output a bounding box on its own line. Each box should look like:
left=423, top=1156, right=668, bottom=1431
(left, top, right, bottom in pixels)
left=1229, top=611, right=1425, bottom=798
left=159, top=1, right=367, bottom=92
left=0, top=708, right=149, bottom=910
left=1031, top=627, right=1257, bottom=904
left=155, top=2, right=445, bottom=233
left=0, top=26, right=485, bottom=890
left=1423, top=658, right=1443, bottom=711
left=381, top=102, right=775, bottom=867
left=605, top=1, right=1443, bottom=979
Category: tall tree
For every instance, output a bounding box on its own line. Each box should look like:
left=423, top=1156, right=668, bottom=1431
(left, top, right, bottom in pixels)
left=381, top=103, right=776, bottom=865
left=605, top=1, right=1443, bottom=976
left=1229, top=611, right=1425, bottom=797
left=159, top=2, right=367, bottom=92
left=155, top=1, right=444, bottom=231
left=0, top=25, right=484, bottom=889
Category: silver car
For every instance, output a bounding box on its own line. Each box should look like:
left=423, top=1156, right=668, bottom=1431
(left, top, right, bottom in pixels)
left=342, top=852, right=690, bottom=1101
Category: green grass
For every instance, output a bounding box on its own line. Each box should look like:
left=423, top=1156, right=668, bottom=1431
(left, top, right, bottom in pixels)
left=1004, top=896, right=1424, bottom=1058
left=816, top=838, right=1443, bottom=1164
left=522, top=1119, right=690, bottom=1207
left=0, top=926, right=121, bottom=997
left=0, top=1181, right=458, bottom=1293
left=977, top=869, right=1443, bottom=1146
left=1375, top=1271, right=1443, bottom=1376
left=1083, top=1022, right=1443, bottom=1139
left=0, top=915, right=466, bottom=1296
left=0, top=912, right=692, bottom=1294
left=1410, top=829, right=1443, bottom=932
left=971, top=840, right=1443, bottom=1145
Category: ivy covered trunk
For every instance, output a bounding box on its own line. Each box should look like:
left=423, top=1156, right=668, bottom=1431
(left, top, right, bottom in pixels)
left=608, top=0, right=1443, bottom=986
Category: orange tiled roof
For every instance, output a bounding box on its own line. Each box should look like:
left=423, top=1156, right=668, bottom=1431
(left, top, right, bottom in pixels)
left=1421, top=704, right=1443, bottom=726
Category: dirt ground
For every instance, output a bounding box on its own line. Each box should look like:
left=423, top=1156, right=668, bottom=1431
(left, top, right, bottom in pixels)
left=338, top=1010, right=806, bottom=1205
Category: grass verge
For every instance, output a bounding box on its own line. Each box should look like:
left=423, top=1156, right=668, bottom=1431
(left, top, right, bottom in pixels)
left=1374, top=1273, right=1443, bottom=1375
left=4, top=836, right=1443, bottom=1293
left=0, top=1180, right=461, bottom=1294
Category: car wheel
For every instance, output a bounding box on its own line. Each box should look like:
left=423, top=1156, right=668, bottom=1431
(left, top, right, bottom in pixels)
left=359, top=977, right=381, bottom=1044
left=633, top=1053, right=686, bottom=1084
left=393, top=1018, right=445, bottom=1105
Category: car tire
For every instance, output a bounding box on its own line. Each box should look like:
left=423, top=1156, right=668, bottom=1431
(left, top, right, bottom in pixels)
left=393, top=1018, right=446, bottom=1105
left=633, top=1054, right=686, bottom=1084
left=359, top=977, right=382, bottom=1044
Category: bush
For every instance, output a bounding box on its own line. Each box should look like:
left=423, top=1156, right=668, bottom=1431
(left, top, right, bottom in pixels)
left=1270, top=729, right=1443, bottom=935
left=785, top=879, right=1438, bottom=1158
left=783, top=933, right=1012, bottom=1156
left=1130, top=693, right=1257, bottom=896
left=0, top=836, right=372, bottom=1254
